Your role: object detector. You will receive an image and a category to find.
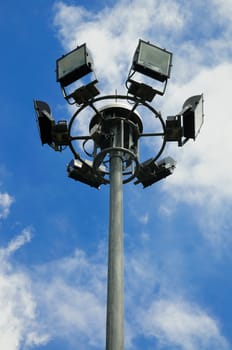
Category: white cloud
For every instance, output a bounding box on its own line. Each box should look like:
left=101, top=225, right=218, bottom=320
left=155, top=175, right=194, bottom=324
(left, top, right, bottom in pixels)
left=40, top=279, right=105, bottom=346
left=0, top=230, right=49, bottom=350
left=212, top=0, right=232, bottom=26
left=0, top=232, right=229, bottom=350
left=139, top=299, right=229, bottom=350
left=124, top=247, right=230, bottom=349
left=0, top=232, right=106, bottom=350
left=33, top=249, right=107, bottom=348
left=157, top=61, right=232, bottom=247
left=164, top=62, right=232, bottom=202
left=0, top=192, right=14, bottom=219
left=0, top=228, right=31, bottom=258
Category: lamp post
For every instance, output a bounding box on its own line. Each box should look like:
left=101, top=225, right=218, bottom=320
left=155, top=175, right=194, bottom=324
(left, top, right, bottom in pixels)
left=34, top=39, right=204, bottom=350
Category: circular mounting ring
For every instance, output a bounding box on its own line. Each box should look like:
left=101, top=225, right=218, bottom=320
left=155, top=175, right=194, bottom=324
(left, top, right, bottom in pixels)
left=67, top=94, right=167, bottom=184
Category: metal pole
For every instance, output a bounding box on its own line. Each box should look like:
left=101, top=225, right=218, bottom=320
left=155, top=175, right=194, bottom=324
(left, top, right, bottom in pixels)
left=106, top=149, right=124, bottom=350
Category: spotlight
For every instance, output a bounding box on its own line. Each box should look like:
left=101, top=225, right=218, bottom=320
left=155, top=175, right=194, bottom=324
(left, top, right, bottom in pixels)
left=132, top=39, right=172, bottom=82
left=34, top=100, right=69, bottom=150
left=67, top=159, right=107, bottom=189
left=56, top=43, right=94, bottom=87
left=165, top=94, right=204, bottom=146
left=182, top=94, right=204, bottom=140
left=56, top=43, right=97, bottom=101
left=34, top=100, right=54, bottom=145
left=127, top=39, right=172, bottom=97
left=134, top=156, right=176, bottom=188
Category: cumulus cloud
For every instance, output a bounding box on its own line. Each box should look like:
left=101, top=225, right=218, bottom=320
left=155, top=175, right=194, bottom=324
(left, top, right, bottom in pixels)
left=0, top=231, right=229, bottom=350
left=0, top=230, right=49, bottom=350
left=139, top=299, right=229, bottom=350
left=163, top=62, right=232, bottom=201
left=158, top=61, right=232, bottom=247
left=0, top=233, right=106, bottom=350
left=125, top=247, right=229, bottom=350
left=33, top=249, right=106, bottom=348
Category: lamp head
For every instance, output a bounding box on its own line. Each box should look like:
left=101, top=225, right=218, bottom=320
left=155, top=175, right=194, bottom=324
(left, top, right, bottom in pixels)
left=182, top=94, right=204, bottom=140
left=67, top=159, right=107, bottom=189
left=134, top=156, right=176, bottom=188
left=127, top=39, right=173, bottom=98
left=56, top=43, right=94, bottom=88
left=34, top=100, right=54, bottom=145
left=132, top=39, right=172, bottom=82
left=165, top=94, right=204, bottom=145
left=34, top=100, right=69, bottom=150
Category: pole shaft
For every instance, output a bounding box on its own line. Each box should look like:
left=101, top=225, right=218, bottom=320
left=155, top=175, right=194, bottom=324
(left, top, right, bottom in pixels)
left=106, top=150, right=124, bottom=350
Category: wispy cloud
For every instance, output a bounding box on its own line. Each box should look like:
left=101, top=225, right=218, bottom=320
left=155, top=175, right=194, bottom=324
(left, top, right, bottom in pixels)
left=0, top=230, right=49, bottom=350
left=0, top=192, right=14, bottom=219
left=139, top=298, right=229, bottom=350
left=33, top=248, right=106, bottom=348
left=0, top=228, right=31, bottom=258
left=0, top=230, right=229, bottom=350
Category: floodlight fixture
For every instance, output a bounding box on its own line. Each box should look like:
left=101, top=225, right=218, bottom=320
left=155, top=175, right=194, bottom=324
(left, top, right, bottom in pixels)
left=134, top=156, right=176, bottom=188
left=132, top=39, right=172, bottom=82
left=182, top=94, right=204, bottom=140
left=34, top=100, right=70, bottom=150
left=165, top=94, right=204, bottom=146
left=56, top=43, right=94, bottom=87
left=127, top=39, right=173, bottom=97
left=56, top=43, right=96, bottom=101
left=34, top=100, right=54, bottom=145
left=67, top=159, right=107, bottom=189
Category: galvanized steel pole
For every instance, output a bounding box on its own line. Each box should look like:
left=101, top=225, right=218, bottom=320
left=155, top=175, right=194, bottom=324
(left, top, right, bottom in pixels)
left=106, top=149, right=124, bottom=350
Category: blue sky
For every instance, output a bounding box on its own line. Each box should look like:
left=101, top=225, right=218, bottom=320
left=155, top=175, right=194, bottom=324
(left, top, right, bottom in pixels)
left=0, top=1, right=232, bottom=349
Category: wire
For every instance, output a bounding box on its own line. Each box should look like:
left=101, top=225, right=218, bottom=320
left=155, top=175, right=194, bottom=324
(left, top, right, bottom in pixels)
left=82, top=139, right=94, bottom=157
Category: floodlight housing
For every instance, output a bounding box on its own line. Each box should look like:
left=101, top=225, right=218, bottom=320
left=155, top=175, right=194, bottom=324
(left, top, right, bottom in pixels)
left=67, top=80, right=100, bottom=104
left=132, top=39, right=172, bottom=82
left=165, top=115, right=182, bottom=144
left=134, top=156, right=176, bottom=188
left=53, top=120, right=69, bottom=146
left=67, top=159, right=107, bottom=189
left=127, top=80, right=156, bottom=102
left=182, top=94, right=204, bottom=140
left=34, top=100, right=54, bottom=145
left=56, top=43, right=94, bottom=87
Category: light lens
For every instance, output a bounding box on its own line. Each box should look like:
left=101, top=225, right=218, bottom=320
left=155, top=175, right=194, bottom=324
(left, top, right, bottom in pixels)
left=133, top=40, right=172, bottom=82
left=56, top=44, right=93, bottom=87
